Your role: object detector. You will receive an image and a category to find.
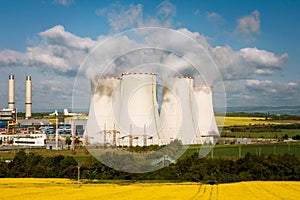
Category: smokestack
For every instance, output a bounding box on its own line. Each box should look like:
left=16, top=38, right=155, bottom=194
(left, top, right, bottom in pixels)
left=8, top=75, right=15, bottom=109
left=25, top=76, right=32, bottom=118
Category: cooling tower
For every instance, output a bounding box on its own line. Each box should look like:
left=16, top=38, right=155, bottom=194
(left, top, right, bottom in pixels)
left=84, top=73, right=219, bottom=147
left=193, top=86, right=219, bottom=144
left=85, top=77, right=121, bottom=145
left=118, top=73, right=160, bottom=146
left=25, top=76, right=32, bottom=118
left=160, top=76, right=198, bottom=145
left=8, top=75, right=15, bottom=109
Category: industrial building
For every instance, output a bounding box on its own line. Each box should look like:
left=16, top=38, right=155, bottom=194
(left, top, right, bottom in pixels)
left=1, top=71, right=219, bottom=149
left=85, top=72, right=219, bottom=147
left=0, top=75, right=87, bottom=149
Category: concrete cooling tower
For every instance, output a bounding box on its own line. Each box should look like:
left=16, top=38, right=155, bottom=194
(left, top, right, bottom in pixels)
left=193, top=86, right=219, bottom=144
left=85, top=77, right=121, bottom=145
left=84, top=73, right=219, bottom=146
left=160, top=76, right=198, bottom=145
left=118, top=73, right=160, bottom=146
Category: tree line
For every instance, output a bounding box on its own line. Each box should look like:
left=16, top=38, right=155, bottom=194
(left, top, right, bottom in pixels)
left=224, top=123, right=300, bottom=133
left=225, top=112, right=300, bottom=120
left=0, top=150, right=299, bottom=184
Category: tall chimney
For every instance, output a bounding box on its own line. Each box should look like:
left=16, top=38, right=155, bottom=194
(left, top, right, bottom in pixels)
left=8, top=75, right=15, bottom=109
left=25, top=76, right=32, bottom=118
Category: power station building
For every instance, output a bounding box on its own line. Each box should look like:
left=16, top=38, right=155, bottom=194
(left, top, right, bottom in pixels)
left=85, top=73, right=219, bottom=146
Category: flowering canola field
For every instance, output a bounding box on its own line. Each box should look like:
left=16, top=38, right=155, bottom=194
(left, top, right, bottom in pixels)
left=216, top=116, right=281, bottom=126
left=0, top=178, right=299, bottom=200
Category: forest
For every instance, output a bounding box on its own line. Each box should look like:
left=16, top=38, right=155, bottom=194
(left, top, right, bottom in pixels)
left=0, top=150, right=299, bottom=184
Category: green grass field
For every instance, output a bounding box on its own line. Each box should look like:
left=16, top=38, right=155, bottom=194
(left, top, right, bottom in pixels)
left=0, top=147, right=90, bottom=164
left=221, top=129, right=300, bottom=138
left=1, top=142, right=300, bottom=163
left=186, top=142, right=300, bottom=158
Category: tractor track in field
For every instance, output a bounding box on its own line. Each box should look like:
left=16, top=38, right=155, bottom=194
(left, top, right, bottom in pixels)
left=252, top=183, right=286, bottom=200
left=188, top=183, right=202, bottom=200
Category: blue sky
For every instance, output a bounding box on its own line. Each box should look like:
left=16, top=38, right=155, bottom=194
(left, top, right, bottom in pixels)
left=0, top=0, right=299, bottom=111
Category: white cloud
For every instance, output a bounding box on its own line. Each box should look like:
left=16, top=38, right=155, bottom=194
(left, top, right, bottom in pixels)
left=1, top=25, right=287, bottom=82
left=246, top=79, right=273, bottom=86
left=206, top=12, right=225, bottom=26
left=53, top=0, right=74, bottom=6
left=95, top=3, right=143, bottom=32
left=0, top=50, right=28, bottom=66
left=39, top=25, right=96, bottom=50
left=247, top=79, right=299, bottom=94
left=239, top=47, right=288, bottom=69
left=0, top=25, right=98, bottom=74
left=212, top=45, right=287, bottom=80
left=245, top=80, right=300, bottom=104
left=157, top=0, right=176, bottom=18
left=224, top=79, right=300, bottom=106
left=254, top=69, right=274, bottom=75
left=156, top=0, right=177, bottom=28
left=95, top=1, right=177, bottom=32
left=237, top=10, right=260, bottom=35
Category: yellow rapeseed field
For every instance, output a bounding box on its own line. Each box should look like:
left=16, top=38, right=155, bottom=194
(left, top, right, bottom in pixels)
left=216, top=116, right=281, bottom=127
left=0, top=178, right=299, bottom=200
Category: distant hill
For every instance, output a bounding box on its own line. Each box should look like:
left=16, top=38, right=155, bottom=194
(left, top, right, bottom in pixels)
left=225, top=105, right=300, bottom=115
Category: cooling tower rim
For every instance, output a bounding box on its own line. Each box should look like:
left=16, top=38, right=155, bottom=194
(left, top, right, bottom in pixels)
left=121, top=72, right=157, bottom=76
left=174, top=76, right=193, bottom=79
left=97, top=76, right=122, bottom=80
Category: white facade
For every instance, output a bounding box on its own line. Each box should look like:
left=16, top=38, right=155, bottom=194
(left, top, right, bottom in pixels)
left=13, top=133, right=46, bottom=146
left=0, top=133, right=46, bottom=147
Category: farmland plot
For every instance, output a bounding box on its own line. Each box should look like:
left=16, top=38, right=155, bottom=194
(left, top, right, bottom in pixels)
left=0, top=179, right=299, bottom=200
